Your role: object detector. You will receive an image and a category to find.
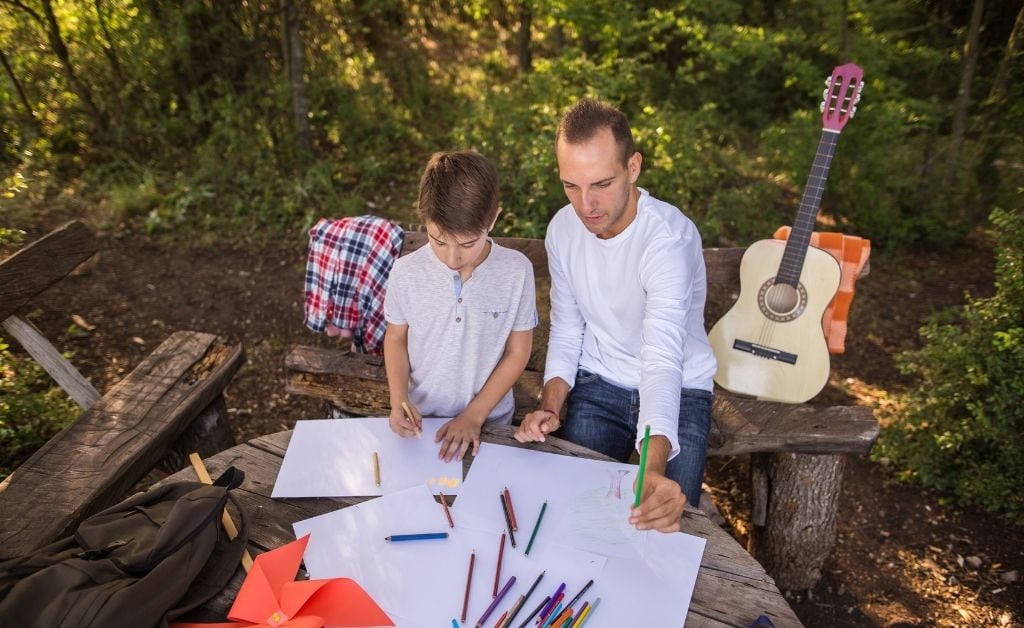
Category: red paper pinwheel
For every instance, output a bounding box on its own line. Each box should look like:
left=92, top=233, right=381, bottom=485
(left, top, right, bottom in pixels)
left=172, top=534, right=393, bottom=628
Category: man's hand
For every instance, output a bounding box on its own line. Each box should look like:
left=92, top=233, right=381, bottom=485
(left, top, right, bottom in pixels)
left=388, top=400, right=421, bottom=438
left=435, top=413, right=484, bottom=462
left=630, top=469, right=686, bottom=533
left=514, top=409, right=561, bottom=443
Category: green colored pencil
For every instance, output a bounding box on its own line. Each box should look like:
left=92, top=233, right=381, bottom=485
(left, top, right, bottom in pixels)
left=524, top=500, right=548, bottom=556
left=634, top=424, right=652, bottom=508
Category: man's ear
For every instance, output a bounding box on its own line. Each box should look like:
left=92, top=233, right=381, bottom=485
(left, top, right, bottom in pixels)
left=489, top=207, right=502, bottom=232
left=628, top=151, right=642, bottom=184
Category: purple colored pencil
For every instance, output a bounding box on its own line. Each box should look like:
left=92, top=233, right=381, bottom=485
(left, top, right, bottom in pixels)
left=537, top=583, right=565, bottom=621
left=475, top=575, right=516, bottom=628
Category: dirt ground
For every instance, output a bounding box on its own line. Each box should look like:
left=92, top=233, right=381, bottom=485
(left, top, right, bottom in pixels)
left=10, top=212, right=1024, bottom=627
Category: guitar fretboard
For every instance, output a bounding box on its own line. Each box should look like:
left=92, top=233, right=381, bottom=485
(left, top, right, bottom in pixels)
left=775, top=130, right=839, bottom=288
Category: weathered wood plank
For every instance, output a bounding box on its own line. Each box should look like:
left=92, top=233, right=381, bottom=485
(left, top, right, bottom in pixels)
left=286, top=346, right=876, bottom=455
left=162, top=428, right=801, bottom=628
left=0, top=331, right=245, bottom=560
left=402, top=233, right=749, bottom=289
left=0, top=220, right=98, bottom=321
left=2, top=314, right=100, bottom=409
left=712, top=392, right=878, bottom=455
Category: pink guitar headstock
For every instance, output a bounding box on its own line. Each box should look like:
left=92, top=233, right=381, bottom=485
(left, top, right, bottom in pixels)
left=820, top=62, right=864, bottom=132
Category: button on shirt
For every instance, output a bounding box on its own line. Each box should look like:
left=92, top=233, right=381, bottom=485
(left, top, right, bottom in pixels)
left=384, top=242, right=538, bottom=423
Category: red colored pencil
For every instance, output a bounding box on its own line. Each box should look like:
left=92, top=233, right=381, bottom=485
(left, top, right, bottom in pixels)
left=503, top=486, right=518, bottom=531
left=439, top=491, right=455, bottom=528
left=493, top=532, right=506, bottom=597
left=462, top=550, right=475, bottom=622
left=492, top=610, right=508, bottom=628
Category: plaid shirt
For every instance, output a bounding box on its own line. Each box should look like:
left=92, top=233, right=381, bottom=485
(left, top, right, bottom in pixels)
left=304, top=216, right=405, bottom=354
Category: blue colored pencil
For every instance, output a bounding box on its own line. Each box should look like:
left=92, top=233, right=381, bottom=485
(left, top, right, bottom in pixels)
left=384, top=532, right=449, bottom=542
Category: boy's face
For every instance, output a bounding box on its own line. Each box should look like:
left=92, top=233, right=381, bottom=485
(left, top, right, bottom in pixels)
left=424, top=221, right=491, bottom=275
left=557, top=126, right=641, bottom=240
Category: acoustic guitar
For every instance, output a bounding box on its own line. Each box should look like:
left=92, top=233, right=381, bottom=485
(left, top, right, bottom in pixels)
left=708, top=62, right=865, bottom=403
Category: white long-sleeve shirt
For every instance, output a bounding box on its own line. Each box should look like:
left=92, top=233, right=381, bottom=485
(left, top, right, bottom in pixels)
left=544, top=188, right=717, bottom=458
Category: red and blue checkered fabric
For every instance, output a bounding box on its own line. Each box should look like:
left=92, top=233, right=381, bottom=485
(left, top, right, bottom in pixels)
left=304, top=216, right=404, bottom=354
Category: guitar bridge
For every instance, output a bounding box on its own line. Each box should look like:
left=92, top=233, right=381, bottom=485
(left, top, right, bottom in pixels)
left=733, top=339, right=798, bottom=365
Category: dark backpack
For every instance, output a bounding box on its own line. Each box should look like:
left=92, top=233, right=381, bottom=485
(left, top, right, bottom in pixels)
left=0, top=467, right=248, bottom=628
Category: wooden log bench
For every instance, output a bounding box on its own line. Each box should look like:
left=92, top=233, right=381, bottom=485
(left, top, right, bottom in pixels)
left=285, top=232, right=879, bottom=591
left=0, top=221, right=245, bottom=561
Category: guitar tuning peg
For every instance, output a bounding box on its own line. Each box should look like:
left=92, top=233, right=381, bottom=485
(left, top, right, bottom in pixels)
left=854, top=93, right=862, bottom=104
left=822, top=88, right=830, bottom=100
left=849, top=105, right=857, bottom=118
left=820, top=102, right=826, bottom=113
left=860, top=81, right=865, bottom=90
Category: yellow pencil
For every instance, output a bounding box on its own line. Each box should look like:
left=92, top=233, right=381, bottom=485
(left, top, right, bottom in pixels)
left=373, top=451, right=381, bottom=486
left=401, top=401, right=422, bottom=439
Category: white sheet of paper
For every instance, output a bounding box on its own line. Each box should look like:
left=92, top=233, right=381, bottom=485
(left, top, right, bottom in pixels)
left=292, top=485, right=606, bottom=627
left=455, top=443, right=707, bottom=626
left=271, top=418, right=462, bottom=497
left=455, top=443, right=645, bottom=558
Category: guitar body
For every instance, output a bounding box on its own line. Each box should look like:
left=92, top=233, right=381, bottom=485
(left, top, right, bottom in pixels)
left=709, top=239, right=841, bottom=403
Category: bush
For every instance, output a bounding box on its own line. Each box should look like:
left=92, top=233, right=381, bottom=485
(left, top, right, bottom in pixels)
left=876, top=207, right=1024, bottom=524
left=0, top=338, right=80, bottom=481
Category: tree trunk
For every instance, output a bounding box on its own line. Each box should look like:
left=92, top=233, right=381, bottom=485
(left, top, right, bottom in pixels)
left=39, top=0, right=108, bottom=130
left=517, top=0, right=532, bottom=73
left=282, top=0, right=311, bottom=155
left=748, top=452, right=846, bottom=591
left=0, top=47, right=38, bottom=126
left=93, top=0, right=126, bottom=86
left=946, top=0, right=984, bottom=185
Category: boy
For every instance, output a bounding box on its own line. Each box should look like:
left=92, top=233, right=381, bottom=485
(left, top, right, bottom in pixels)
left=383, top=150, right=538, bottom=462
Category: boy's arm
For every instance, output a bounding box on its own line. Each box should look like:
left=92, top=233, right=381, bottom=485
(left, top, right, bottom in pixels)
left=435, top=329, right=533, bottom=461
left=383, top=322, right=421, bottom=437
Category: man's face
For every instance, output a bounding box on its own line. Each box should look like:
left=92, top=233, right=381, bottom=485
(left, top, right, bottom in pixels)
left=556, top=127, right=641, bottom=239
left=424, top=221, right=491, bottom=275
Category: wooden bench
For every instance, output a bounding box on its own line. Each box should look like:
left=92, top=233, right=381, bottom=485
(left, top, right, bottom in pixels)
left=285, top=231, right=879, bottom=591
left=0, top=222, right=245, bottom=560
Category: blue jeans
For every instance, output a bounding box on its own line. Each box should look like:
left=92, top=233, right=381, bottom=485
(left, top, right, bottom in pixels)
left=561, top=369, right=712, bottom=506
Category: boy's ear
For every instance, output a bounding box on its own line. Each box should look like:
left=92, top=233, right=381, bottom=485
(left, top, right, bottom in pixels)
left=489, top=207, right=502, bottom=232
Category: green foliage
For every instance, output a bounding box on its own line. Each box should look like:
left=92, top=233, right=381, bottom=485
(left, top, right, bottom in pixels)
left=876, top=207, right=1024, bottom=523
left=0, top=338, right=80, bottom=481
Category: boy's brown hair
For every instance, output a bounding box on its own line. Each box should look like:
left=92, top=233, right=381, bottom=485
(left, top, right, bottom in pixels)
left=417, top=150, right=500, bottom=235
left=556, top=98, right=636, bottom=166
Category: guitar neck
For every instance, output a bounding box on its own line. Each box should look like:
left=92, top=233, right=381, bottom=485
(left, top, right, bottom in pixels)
left=775, top=130, right=839, bottom=288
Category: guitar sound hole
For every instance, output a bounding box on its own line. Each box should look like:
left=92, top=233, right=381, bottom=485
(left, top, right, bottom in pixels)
left=757, top=280, right=808, bottom=322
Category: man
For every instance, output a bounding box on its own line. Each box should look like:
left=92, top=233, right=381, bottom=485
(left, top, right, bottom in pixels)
left=514, top=99, right=717, bottom=533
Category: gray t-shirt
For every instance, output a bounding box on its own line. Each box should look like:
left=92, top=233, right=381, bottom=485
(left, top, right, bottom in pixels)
left=384, top=241, right=538, bottom=423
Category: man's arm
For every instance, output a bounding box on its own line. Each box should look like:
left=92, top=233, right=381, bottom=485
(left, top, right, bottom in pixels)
left=515, top=376, right=570, bottom=443
left=629, top=435, right=686, bottom=532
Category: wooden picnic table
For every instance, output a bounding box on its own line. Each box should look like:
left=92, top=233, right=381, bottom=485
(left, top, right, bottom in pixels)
left=169, top=422, right=802, bottom=628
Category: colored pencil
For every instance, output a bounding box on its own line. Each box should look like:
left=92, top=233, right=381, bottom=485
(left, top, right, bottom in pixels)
left=384, top=532, right=448, bottom=541
left=524, top=500, right=547, bottom=556
left=475, top=575, right=515, bottom=628
left=439, top=491, right=455, bottom=528
left=452, top=620, right=459, bottom=628
left=539, top=602, right=562, bottom=628
left=401, top=401, right=422, bottom=438
left=549, top=605, right=573, bottom=628
left=538, top=583, right=565, bottom=621
left=563, top=579, right=593, bottom=611
left=373, top=451, right=381, bottom=487
left=462, top=550, right=475, bottom=622
left=493, top=532, right=506, bottom=597
left=634, top=424, right=652, bottom=508
left=559, top=617, right=573, bottom=628
left=493, top=610, right=508, bottom=628
left=572, top=602, right=589, bottom=626
left=504, top=570, right=543, bottom=628
left=503, top=486, right=518, bottom=531
left=500, top=494, right=517, bottom=547
left=516, top=595, right=549, bottom=628
left=575, top=597, right=599, bottom=627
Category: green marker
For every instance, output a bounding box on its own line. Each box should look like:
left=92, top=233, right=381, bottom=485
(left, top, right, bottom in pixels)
left=634, top=424, right=651, bottom=508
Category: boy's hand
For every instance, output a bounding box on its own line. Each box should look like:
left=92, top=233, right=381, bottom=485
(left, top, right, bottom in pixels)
left=514, top=409, right=561, bottom=443
left=388, top=400, right=421, bottom=438
left=434, top=414, right=484, bottom=462
left=629, top=470, right=685, bottom=533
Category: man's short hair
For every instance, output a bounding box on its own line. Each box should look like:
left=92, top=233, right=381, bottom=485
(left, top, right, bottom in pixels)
left=556, top=98, right=636, bottom=166
left=417, top=150, right=500, bottom=235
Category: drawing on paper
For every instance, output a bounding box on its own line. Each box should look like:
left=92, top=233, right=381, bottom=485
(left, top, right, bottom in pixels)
left=568, top=469, right=639, bottom=546
left=426, top=476, right=460, bottom=489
